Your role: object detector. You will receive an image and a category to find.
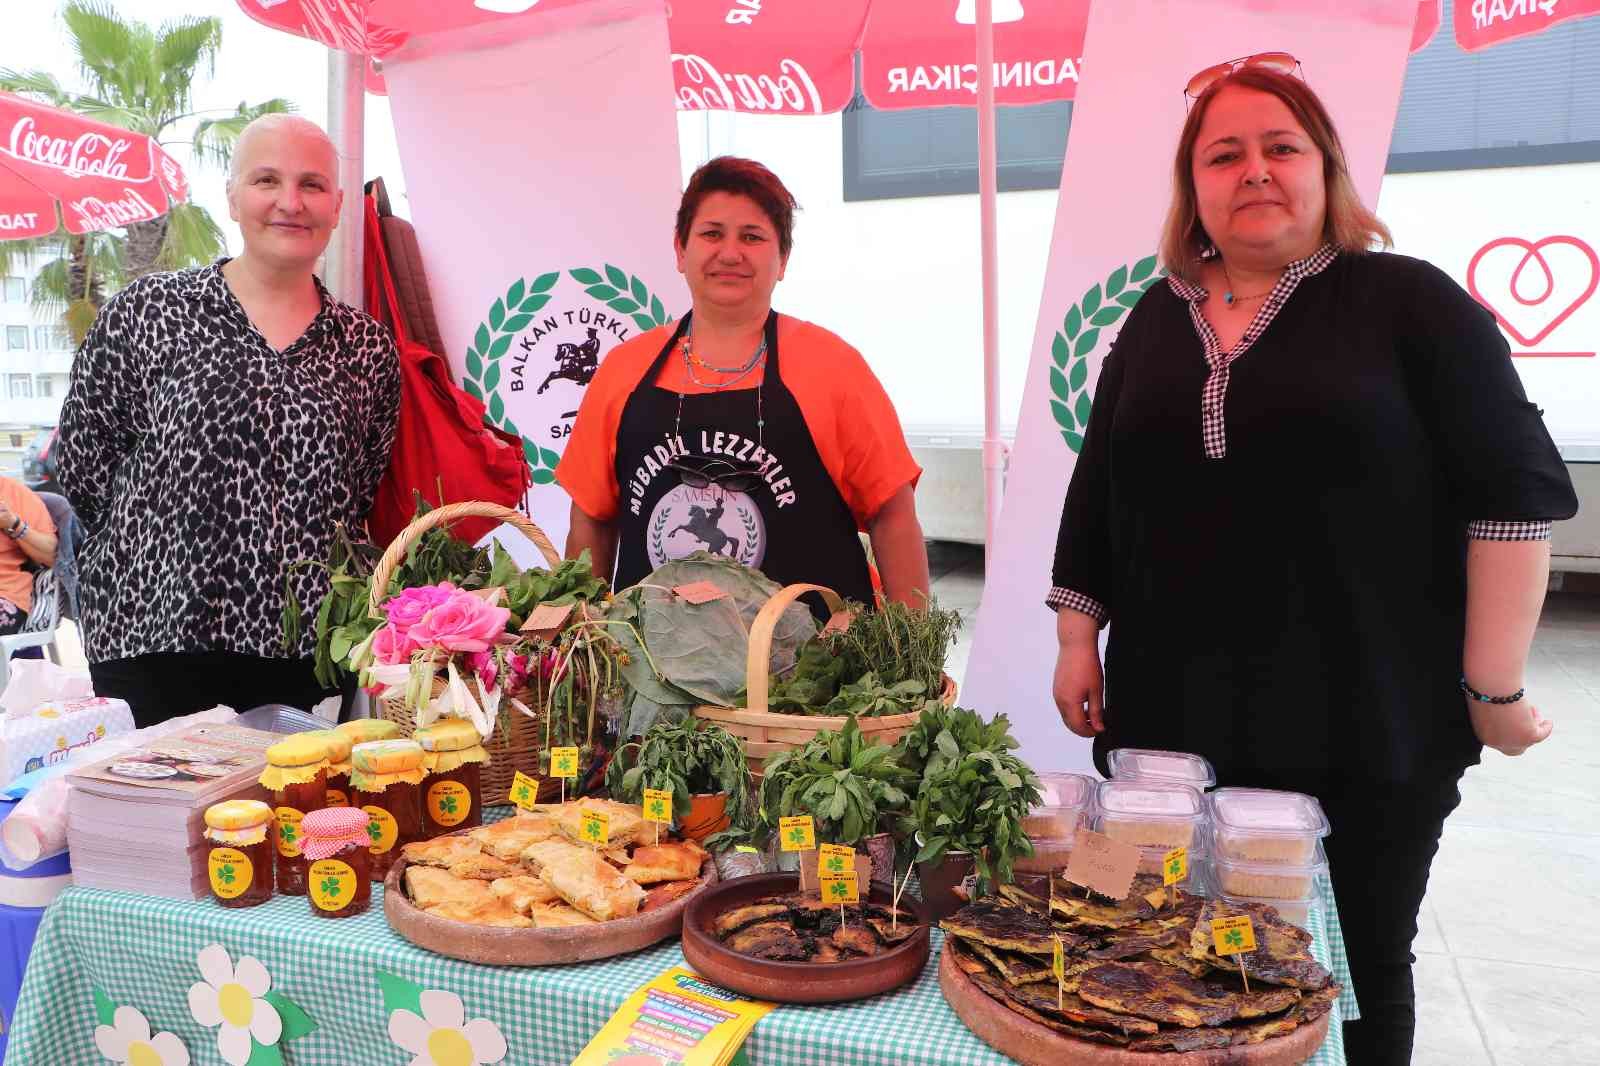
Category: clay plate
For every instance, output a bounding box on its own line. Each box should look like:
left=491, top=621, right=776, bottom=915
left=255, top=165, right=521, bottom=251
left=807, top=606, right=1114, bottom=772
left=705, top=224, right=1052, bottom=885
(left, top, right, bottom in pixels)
left=384, top=832, right=718, bottom=967
left=681, top=872, right=931, bottom=1004
left=938, top=948, right=1331, bottom=1065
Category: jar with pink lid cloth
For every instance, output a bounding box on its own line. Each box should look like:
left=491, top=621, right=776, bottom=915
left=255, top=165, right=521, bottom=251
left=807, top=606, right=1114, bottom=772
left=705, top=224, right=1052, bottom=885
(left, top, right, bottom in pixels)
left=300, top=807, right=372, bottom=918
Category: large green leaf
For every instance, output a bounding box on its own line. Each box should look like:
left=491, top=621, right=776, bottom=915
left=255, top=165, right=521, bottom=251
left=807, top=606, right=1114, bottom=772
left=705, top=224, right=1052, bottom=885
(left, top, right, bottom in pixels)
left=570, top=267, right=603, bottom=285
left=376, top=970, right=425, bottom=1018
left=1081, top=284, right=1102, bottom=316
left=262, top=990, right=317, bottom=1041
left=1048, top=367, right=1069, bottom=403
left=92, top=987, right=117, bottom=1026
left=1104, top=265, right=1128, bottom=297
left=506, top=278, right=526, bottom=307
left=1064, top=304, right=1082, bottom=341
left=1130, top=254, right=1158, bottom=282
left=1068, top=356, right=1089, bottom=392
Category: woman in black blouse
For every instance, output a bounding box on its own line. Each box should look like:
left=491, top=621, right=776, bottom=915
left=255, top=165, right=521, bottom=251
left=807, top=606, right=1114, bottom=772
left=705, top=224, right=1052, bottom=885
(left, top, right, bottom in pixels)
left=1049, top=63, right=1576, bottom=1062
left=58, top=115, right=400, bottom=728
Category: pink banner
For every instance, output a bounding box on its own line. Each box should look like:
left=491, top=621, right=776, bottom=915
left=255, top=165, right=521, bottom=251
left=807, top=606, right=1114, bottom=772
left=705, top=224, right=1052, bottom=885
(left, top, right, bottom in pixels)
left=1453, top=0, right=1600, bottom=50
left=668, top=0, right=867, bottom=115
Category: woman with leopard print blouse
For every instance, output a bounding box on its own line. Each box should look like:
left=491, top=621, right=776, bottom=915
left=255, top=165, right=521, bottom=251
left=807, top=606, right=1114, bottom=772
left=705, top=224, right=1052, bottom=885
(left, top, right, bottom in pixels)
left=57, top=115, right=400, bottom=728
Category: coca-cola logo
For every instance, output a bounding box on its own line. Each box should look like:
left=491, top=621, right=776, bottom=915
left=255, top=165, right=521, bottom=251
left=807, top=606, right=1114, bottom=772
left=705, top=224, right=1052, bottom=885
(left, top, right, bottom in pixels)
left=673, top=53, right=823, bottom=115
left=7, top=116, right=134, bottom=179
left=68, top=187, right=159, bottom=231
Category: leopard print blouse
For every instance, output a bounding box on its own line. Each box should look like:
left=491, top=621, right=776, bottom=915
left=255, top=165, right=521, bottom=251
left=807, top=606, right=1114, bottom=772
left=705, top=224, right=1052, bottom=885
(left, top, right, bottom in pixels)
left=57, top=260, right=400, bottom=664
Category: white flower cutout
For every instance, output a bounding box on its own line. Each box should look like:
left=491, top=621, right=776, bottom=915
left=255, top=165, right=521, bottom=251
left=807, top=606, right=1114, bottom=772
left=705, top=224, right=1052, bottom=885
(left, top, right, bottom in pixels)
left=94, top=1005, right=190, bottom=1066
left=186, top=945, right=283, bottom=1066
left=389, top=989, right=508, bottom=1066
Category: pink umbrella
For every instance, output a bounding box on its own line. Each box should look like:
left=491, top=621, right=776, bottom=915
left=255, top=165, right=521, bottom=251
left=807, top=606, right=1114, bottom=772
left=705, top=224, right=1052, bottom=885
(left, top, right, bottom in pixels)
left=0, top=91, right=189, bottom=240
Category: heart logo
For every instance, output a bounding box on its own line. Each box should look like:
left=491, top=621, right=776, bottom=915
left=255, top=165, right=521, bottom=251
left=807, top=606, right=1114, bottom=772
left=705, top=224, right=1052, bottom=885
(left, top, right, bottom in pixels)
left=1467, top=236, right=1598, bottom=348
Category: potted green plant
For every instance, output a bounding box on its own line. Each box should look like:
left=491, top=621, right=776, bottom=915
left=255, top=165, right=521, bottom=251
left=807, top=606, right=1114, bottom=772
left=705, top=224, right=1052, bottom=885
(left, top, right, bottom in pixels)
left=758, top=716, right=916, bottom=887
left=895, top=705, right=1042, bottom=918
left=605, top=720, right=755, bottom=848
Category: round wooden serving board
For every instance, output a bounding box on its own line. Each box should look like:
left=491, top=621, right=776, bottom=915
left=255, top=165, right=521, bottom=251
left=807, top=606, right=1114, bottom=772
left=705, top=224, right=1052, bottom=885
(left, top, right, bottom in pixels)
left=680, top=872, right=931, bottom=1004
left=938, top=948, right=1331, bottom=1066
left=384, top=833, right=718, bottom=967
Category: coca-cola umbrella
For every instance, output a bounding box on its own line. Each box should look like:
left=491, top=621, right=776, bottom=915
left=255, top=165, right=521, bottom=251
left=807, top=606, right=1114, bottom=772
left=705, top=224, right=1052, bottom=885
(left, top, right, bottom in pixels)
left=0, top=91, right=189, bottom=241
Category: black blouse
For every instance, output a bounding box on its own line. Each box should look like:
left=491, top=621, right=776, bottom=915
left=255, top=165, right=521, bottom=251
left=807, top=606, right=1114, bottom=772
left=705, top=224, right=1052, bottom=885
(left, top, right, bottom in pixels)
left=1050, top=251, right=1577, bottom=781
left=57, top=261, right=400, bottom=665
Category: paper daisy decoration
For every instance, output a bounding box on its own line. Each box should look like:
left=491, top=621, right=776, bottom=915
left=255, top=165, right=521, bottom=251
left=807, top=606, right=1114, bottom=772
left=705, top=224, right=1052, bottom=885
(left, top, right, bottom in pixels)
left=94, top=1005, right=190, bottom=1066
left=388, top=989, right=508, bottom=1066
left=187, top=945, right=283, bottom=1066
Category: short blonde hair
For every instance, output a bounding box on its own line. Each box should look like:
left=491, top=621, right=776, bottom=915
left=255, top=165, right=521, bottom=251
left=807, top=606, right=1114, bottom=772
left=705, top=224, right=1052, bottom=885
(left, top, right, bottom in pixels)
left=1159, top=68, right=1391, bottom=282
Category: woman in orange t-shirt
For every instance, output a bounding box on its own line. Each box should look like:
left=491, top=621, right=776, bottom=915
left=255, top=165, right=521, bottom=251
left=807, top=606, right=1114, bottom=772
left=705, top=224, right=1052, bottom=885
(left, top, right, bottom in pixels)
left=558, top=157, right=930, bottom=606
left=0, top=476, right=57, bottom=635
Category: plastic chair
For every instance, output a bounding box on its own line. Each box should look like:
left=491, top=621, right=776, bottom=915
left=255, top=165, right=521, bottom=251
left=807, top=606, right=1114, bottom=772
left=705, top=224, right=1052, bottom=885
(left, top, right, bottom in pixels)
left=0, top=568, right=62, bottom=692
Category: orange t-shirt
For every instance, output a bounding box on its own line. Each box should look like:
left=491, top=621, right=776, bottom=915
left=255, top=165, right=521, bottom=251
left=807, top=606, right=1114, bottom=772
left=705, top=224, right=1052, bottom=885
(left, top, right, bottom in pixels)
left=0, top=478, right=55, bottom=612
left=557, top=315, right=921, bottom=529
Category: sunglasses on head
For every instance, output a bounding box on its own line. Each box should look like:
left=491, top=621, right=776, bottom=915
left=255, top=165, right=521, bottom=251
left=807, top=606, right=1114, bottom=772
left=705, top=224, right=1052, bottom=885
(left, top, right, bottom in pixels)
left=666, top=455, right=765, bottom=494
left=1184, top=52, right=1301, bottom=102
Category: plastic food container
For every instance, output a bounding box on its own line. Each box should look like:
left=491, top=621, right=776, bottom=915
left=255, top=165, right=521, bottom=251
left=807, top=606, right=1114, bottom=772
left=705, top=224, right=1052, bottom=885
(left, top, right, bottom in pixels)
left=1134, top=843, right=1208, bottom=893
left=1023, top=772, right=1096, bottom=841
left=1214, top=838, right=1327, bottom=899
left=1220, top=890, right=1314, bottom=930
left=1209, top=788, right=1330, bottom=864
left=1107, top=748, right=1217, bottom=791
left=1094, top=780, right=1206, bottom=850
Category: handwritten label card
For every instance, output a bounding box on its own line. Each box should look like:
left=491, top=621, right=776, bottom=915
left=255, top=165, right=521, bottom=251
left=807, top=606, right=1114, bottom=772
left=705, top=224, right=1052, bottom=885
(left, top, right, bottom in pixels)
left=820, top=610, right=854, bottom=637
left=507, top=771, right=541, bottom=812
left=672, top=581, right=729, bottom=605
left=1063, top=828, right=1141, bottom=901
left=778, top=815, right=815, bottom=852
left=520, top=602, right=574, bottom=637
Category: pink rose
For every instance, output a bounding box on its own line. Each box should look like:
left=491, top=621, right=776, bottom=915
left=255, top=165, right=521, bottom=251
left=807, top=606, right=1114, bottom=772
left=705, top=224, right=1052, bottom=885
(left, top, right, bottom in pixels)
left=406, top=591, right=511, bottom=653
left=370, top=623, right=417, bottom=666
left=385, top=582, right=457, bottom=630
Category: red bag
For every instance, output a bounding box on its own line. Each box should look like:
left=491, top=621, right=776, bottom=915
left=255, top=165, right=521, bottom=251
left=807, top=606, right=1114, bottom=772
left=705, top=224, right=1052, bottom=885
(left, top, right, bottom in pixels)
left=362, top=189, right=529, bottom=546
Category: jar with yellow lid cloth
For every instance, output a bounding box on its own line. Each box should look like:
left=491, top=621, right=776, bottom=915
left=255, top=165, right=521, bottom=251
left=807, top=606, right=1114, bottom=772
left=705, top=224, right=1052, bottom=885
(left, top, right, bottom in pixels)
left=301, top=807, right=372, bottom=918
left=204, top=800, right=274, bottom=908
left=335, top=718, right=403, bottom=745
left=260, top=734, right=329, bottom=896
left=305, top=728, right=355, bottom=808
left=414, top=719, right=491, bottom=836
left=350, top=739, right=426, bottom=877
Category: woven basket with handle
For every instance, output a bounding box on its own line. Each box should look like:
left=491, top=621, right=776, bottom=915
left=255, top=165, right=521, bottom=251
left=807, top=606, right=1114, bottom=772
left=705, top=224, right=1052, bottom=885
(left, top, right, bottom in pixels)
left=691, top=583, right=958, bottom=777
left=371, top=501, right=570, bottom=808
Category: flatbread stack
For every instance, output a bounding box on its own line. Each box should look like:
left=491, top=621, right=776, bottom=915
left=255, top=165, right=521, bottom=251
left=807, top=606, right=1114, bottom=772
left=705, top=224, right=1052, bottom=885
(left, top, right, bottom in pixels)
left=941, top=876, right=1339, bottom=1052
left=399, top=799, right=707, bottom=929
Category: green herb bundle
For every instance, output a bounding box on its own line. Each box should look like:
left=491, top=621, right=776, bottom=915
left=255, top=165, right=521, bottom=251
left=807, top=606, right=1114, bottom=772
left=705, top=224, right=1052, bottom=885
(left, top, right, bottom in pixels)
left=895, top=705, right=1042, bottom=893
left=765, top=598, right=961, bottom=715
left=604, top=720, right=755, bottom=850
left=758, top=717, right=916, bottom=847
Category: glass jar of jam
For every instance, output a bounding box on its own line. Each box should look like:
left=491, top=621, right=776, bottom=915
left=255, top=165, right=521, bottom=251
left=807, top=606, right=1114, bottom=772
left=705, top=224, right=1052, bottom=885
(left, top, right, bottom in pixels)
left=350, top=739, right=427, bottom=879
left=414, top=719, right=491, bottom=837
left=204, top=799, right=275, bottom=908
left=300, top=807, right=373, bottom=919
left=306, top=729, right=355, bottom=809
left=260, top=734, right=330, bottom=896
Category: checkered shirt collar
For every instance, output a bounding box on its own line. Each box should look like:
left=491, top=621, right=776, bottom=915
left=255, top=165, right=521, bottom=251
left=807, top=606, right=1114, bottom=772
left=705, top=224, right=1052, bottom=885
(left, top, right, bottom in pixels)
left=1167, top=243, right=1338, bottom=303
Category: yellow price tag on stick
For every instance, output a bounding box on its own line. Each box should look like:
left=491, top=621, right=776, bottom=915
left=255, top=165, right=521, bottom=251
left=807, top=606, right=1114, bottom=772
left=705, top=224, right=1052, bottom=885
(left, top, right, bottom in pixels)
left=1211, top=913, right=1258, bottom=993
left=1162, top=846, right=1188, bottom=887
left=580, top=809, right=610, bottom=847
left=779, top=815, right=815, bottom=851
left=1052, top=934, right=1065, bottom=1010
left=549, top=746, right=580, bottom=778
left=819, top=872, right=859, bottom=904
left=819, top=843, right=855, bottom=875
left=642, top=788, right=673, bottom=823
left=508, top=771, right=540, bottom=812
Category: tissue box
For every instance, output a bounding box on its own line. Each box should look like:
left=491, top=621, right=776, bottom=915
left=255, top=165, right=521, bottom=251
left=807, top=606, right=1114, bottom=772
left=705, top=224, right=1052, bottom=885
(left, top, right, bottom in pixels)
left=3, top=697, right=134, bottom=785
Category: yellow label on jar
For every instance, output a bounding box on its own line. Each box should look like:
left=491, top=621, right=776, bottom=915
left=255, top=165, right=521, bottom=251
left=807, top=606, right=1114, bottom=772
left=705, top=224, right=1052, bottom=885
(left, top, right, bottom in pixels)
left=428, top=780, right=472, bottom=827
left=362, top=805, right=399, bottom=853
left=274, top=807, right=305, bottom=857
left=325, top=788, right=351, bottom=808
left=209, top=847, right=253, bottom=900
left=309, top=859, right=357, bottom=912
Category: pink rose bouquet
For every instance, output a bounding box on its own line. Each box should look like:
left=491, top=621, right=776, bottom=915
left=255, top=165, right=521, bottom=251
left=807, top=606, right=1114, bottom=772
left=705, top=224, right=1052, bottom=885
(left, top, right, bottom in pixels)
left=384, top=582, right=457, bottom=630
left=405, top=589, right=512, bottom=653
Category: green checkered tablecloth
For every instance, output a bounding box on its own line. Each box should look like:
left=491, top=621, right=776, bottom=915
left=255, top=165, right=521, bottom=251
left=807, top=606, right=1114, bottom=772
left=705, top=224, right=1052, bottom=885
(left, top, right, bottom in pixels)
left=4, top=858, right=1356, bottom=1065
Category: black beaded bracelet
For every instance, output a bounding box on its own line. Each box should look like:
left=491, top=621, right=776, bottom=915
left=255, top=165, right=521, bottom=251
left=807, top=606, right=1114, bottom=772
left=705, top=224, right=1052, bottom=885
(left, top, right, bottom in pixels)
left=1460, top=676, right=1525, bottom=705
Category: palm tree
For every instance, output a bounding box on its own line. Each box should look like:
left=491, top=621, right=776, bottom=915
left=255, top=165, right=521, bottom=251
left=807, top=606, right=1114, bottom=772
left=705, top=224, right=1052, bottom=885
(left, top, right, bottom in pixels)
left=0, top=2, right=293, bottom=338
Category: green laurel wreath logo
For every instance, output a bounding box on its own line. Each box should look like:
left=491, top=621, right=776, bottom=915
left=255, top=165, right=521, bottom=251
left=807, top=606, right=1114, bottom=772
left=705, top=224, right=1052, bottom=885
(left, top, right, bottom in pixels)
left=463, top=266, right=674, bottom=485
left=1050, top=254, right=1165, bottom=453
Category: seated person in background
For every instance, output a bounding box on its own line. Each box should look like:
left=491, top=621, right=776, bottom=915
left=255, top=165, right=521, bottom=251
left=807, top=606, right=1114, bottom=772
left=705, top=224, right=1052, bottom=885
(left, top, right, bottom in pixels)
left=0, top=475, right=58, bottom=635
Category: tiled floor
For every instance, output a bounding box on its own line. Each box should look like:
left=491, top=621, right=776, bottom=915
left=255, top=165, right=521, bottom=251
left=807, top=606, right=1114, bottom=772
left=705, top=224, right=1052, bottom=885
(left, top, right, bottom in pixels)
left=929, top=544, right=1600, bottom=1066
left=48, top=552, right=1599, bottom=1064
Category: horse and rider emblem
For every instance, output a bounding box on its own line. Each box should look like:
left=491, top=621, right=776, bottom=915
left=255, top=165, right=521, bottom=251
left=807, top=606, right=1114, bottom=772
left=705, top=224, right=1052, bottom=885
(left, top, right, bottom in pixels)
left=527, top=326, right=601, bottom=395
left=647, top=484, right=766, bottom=569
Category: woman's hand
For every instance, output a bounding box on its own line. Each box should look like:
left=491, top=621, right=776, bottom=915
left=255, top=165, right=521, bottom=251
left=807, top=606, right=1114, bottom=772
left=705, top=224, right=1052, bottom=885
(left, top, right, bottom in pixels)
left=1467, top=695, right=1553, bottom=756
left=1053, top=607, right=1104, bottom=738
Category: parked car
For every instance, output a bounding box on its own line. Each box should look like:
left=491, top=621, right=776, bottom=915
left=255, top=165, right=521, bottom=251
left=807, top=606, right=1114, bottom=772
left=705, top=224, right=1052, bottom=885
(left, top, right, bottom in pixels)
left=20, top=425, right=59, bottom=498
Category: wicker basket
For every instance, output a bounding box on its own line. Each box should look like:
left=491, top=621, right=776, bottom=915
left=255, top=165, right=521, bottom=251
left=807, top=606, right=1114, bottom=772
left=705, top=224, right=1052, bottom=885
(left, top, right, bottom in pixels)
left=370, top=501, right=571, bottom=808
left=692, top=583, right=958, bottom=777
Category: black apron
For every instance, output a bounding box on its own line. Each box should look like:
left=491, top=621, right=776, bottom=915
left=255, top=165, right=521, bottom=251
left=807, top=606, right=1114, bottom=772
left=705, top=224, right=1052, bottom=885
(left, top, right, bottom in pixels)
left=612, top=311, right=874, bottom=605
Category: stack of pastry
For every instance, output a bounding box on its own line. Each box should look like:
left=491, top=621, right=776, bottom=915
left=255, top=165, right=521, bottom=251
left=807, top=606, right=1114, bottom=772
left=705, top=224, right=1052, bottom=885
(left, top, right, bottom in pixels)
left=399, top=798, right=708, bottom=929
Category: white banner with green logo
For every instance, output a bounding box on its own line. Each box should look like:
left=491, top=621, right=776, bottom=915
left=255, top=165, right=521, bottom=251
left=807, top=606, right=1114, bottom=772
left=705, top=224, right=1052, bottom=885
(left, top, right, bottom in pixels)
left=961, top=0, right=1417, bottom=770
left=383, top=3, right=687, bottom=558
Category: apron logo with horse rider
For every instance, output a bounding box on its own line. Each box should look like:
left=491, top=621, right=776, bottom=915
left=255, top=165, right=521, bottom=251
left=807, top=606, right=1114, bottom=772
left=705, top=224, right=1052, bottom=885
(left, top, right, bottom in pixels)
left=647, top=482, right=767, bottom=569
left=463, top=265, right=676, bottom=485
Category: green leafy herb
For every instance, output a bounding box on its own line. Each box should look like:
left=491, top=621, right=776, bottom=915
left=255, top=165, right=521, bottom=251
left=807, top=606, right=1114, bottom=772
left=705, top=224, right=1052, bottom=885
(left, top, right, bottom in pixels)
left=758, top=717, right=915, bottom=847
left=605, top=720, right=755, bottom=851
